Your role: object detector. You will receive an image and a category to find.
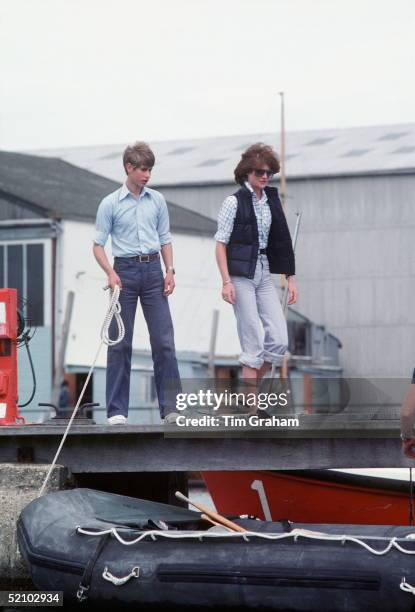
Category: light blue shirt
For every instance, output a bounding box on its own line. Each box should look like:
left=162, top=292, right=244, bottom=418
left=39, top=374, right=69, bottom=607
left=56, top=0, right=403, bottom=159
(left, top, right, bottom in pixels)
left=94, top=183, right=172, bottom=257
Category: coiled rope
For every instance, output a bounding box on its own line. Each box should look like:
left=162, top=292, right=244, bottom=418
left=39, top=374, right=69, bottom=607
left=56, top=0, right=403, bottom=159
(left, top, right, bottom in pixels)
left=38, top=285, right=124, bottom=498
left=100, top=286, right=125, bottom=346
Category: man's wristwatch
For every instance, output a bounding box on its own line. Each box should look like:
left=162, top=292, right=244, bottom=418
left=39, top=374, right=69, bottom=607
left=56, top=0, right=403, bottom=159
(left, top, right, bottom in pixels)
left=166, top=266, right=175, bottom=274
left=401, top=433, right=413, bottom=442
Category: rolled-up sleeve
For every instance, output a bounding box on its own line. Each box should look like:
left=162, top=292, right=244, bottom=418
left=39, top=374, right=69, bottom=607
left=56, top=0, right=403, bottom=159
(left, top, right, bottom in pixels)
left=214, top=195, right=237, bottom=244
left=157, top=195, right=172, bottom=246
left=94, top=198, right=112, bottom=247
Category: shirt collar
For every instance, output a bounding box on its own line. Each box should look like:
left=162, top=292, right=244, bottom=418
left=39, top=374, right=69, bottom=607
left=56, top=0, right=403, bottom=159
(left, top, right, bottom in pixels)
left=119, top=182, right=148, bottom=202
left=244, top=181, right=267, bottom=202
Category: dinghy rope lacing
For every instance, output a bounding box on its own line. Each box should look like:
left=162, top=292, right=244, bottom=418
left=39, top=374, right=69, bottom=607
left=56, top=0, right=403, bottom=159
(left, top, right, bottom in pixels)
left=76, top=525, right=415, bottom=556
left=102, top=566, right=140, bottom=586
left=400, top=577, right=415, bottom=594
left=38, top=285, right=125, bottom=498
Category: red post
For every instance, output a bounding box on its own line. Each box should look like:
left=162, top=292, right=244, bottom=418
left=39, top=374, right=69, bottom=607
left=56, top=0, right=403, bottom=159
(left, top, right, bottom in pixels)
left=0, top=288, right=26, bottom=425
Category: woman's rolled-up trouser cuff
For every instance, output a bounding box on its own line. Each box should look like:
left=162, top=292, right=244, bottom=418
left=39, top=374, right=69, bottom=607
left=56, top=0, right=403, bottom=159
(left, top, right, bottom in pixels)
left=239, top=352, right=264, bottom=370
left=261, top=348, right=287, bottom=367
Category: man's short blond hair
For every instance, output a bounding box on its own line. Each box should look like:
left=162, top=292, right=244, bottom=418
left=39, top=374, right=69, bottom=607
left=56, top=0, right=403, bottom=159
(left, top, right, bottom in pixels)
left=123, top=141, right=155, bottom=173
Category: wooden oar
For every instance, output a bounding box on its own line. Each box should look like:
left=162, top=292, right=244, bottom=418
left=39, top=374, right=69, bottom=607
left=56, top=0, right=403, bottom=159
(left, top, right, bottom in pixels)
left=175, top=491, right=246, bottom=533
left=201, top=513, right=233, bottom=532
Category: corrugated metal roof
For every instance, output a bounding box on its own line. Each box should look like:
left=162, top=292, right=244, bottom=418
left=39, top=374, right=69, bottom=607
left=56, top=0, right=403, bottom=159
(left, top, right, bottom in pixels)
left=31, top=123, right=415, bottom=186
left=0, top=151, right=216, bottom=234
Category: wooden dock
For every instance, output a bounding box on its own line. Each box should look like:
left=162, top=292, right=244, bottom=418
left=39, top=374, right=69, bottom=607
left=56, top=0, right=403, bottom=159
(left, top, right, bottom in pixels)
left=0, top=417, right=410, bottom=471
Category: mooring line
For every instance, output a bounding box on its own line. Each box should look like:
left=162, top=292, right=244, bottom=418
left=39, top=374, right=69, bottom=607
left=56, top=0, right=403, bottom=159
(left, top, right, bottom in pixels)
left=38, top=285, right=124, bottom=497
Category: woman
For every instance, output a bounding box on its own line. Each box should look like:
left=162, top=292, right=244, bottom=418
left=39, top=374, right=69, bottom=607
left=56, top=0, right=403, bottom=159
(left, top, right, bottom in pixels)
left=215, top=143, right=298, bottom=385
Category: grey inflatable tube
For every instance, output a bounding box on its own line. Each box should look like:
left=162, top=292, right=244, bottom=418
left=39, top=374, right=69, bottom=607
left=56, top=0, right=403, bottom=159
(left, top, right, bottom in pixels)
left=17, top=488, right=415, bottom=610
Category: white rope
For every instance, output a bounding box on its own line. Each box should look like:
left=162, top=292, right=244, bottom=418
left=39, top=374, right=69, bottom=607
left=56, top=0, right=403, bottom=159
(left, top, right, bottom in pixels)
left=100, top=285, right=125, bottom=346
left=400, top=577, right=415, bottom=594
left=38, top=285, right=124, bottom=498
left=102, top=565, right=140, bottom=586
left=75, top=526, right=415, bottom=556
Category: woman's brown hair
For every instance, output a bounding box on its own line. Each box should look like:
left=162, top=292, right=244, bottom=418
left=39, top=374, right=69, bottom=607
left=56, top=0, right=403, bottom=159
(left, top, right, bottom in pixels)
left=234, top=143, right=280, bottom=185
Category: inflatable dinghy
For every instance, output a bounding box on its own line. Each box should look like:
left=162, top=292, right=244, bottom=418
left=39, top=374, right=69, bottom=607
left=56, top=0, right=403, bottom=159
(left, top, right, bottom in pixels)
left=17, top=488, right=415, bottom=610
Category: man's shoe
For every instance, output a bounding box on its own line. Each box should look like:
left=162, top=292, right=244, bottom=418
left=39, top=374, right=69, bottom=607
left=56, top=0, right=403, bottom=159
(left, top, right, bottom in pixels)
left=107, top=415, right=127, bottom=425
left=164, top=412, right=178, bottom=424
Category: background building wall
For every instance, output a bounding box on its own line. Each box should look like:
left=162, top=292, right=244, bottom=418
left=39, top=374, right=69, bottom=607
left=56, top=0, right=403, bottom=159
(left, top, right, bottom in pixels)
left=288, top=174, right=415, bottom=378
left=157, top=173, right=415, bottom=378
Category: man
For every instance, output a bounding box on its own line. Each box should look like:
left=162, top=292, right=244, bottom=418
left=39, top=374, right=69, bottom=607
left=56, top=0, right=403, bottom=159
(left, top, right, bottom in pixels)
left=58, top=380, right=70, bottom=409
left=93, top=141, right=181, bottom=424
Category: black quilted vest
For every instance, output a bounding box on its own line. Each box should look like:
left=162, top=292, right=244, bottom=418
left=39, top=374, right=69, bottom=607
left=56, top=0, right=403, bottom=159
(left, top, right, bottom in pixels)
left=226, top=184, right=295, bottom=279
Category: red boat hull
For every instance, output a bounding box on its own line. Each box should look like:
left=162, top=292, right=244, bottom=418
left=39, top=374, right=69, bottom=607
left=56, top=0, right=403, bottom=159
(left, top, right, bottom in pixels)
left=203, top=470, right=413, bottom=525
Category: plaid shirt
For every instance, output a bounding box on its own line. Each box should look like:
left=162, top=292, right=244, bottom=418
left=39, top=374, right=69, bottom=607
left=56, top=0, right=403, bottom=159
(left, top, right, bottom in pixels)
left=214, top=182, right=271, bottom=249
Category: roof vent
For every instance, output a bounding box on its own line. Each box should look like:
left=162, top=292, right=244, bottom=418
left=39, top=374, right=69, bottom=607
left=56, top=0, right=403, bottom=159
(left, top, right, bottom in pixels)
left=392, top=146, right=415, bottom=154
left=100, top=152, right=122, bottom=160
left=167, top=146, right=195, bottom=155
left=342, top=149, right=371, bottom=157
left=197, top=158, right=226, bottom=167
left=305, top=137, right=335, bottom=146
left=378, top=132, right=408, bottom=141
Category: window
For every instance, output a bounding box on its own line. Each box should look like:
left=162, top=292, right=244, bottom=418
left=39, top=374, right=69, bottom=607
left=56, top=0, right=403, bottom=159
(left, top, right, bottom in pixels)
left=27, top=244, right=44, bottom=327
left=0, top=242, right=45, bottom=326
left=7, top=245, right=23, bottom=301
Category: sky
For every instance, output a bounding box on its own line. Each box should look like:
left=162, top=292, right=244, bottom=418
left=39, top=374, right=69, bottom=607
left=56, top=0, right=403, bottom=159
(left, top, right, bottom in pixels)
left=1, top=0, right=414, bottom=150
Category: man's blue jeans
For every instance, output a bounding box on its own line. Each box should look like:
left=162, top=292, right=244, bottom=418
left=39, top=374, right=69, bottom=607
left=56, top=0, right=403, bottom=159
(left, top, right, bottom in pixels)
left=106, top=256, right=181, bottom=419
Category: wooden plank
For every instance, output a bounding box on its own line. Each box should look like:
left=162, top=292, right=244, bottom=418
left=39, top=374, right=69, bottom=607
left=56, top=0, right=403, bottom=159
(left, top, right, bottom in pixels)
left=0, top=430, right=409, bottom=471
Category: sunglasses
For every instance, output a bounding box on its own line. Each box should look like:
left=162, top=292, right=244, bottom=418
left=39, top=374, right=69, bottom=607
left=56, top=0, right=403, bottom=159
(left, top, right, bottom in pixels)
left=253, top=169, right=274, bottom=178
